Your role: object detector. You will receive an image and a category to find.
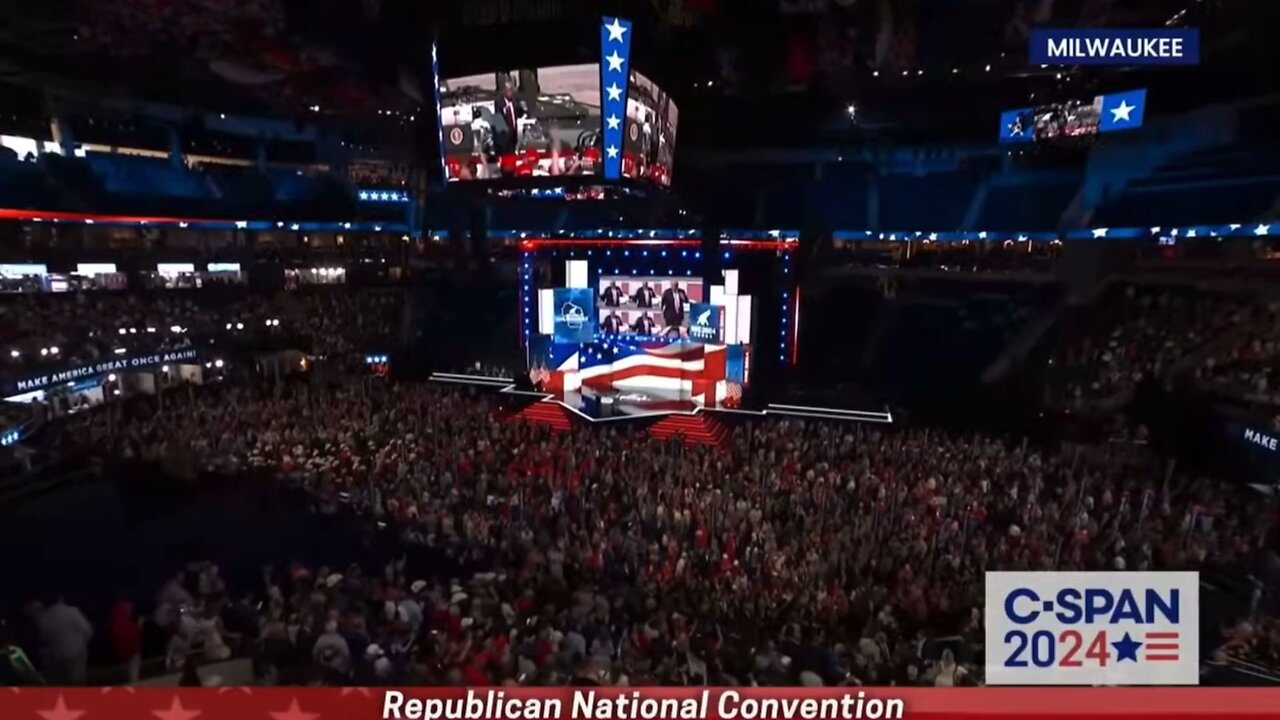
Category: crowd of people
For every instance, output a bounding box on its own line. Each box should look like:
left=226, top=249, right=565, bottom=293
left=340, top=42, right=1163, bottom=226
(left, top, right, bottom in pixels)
left=19, top=376, right=1268, bottom=687
left=1196, top=300, right=1280, bottom=404
left=0, top=287, right=404, bottom=372
left=1051, top=284, right=1253, bottom=406
left=300, top=290, right=404, bottom=357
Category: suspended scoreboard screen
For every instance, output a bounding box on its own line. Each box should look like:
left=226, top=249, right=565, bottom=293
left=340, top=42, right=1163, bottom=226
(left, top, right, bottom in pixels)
left=435, top=17, right=678, bottom=185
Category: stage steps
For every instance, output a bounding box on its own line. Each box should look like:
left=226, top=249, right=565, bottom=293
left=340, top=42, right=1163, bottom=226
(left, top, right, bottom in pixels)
left=511, top=401, right=575, bottom=432
left=648, top=414, right=730, bottom=448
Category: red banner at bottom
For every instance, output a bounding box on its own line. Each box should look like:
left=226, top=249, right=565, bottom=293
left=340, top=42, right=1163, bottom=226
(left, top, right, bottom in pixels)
left=2, top=687, right=1278, bottom=720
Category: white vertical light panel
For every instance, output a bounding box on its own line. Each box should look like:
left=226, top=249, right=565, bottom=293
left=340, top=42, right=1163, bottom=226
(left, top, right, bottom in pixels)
left=723, top=269, right=739, bottom=297
left=538, top=288, right=555, bottom=334
left=737, top=295, right=753, bottom=344
left=709, top=285, right=726, bottom=307
left=566, top=260, right=589, bottom=289
left=723, top=300, right=739, bottom=345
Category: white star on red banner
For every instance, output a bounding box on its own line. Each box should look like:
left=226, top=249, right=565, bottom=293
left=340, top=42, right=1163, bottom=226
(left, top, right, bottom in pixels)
left=37, top=695, right=85, bottom=720
left=270, top=698, right=319, bottom=720
left=152, top=696, right=200, bottom=720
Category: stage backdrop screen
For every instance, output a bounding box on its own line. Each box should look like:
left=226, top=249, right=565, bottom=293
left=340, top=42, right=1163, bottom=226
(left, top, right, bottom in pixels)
left=621, top=71, right=678, bottom=186
left=439, top=64, right=603, bottom=180
left=597, top=275, right=703, bottom=337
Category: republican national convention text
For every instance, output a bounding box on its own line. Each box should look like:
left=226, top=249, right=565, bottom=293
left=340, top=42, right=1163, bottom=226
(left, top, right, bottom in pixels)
left=382, top=690, right=905, bottom=720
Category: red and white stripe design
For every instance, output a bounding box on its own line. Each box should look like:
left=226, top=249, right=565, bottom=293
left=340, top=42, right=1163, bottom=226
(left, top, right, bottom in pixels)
left=1144, top=632, right=1181, bottom=662
left=559, top=343, right=729, bottom=405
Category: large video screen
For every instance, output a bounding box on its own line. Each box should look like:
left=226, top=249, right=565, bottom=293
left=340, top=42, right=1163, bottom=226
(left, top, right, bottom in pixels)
left=597, top=275, right=703, bottom=337
left=999, top=89, right=1147, bottom=144
left=439, top=64, right=603, bottom=180
left=621, top=72, right=678, bottom=186
left=530, top=258, right=752, bottom=411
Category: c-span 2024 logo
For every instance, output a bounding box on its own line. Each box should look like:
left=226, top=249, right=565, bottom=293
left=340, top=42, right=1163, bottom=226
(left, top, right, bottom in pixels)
left=985, top=572, right=1199, bottom=685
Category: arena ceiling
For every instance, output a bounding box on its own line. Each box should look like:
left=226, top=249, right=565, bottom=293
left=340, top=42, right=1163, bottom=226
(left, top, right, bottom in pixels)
left=0, top=0, right=1272, bottom=148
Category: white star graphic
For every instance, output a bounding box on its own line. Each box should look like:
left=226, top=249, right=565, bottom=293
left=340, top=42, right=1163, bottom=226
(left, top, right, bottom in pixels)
left=359, top=191, right=369, bottom=200
left=1186, top=228, right=1197, bottom=238
left=38, top=695, right=85, bottom=720
left=928, top=233, right=938, bottom=241
left=270, top=699, right=319, bottom=720
left=978, top=231, right=988, bottom=239
left=604, top=18, right=628, bottom=42
left=1092, top=227, right=1109, bottom=238
left=235, top=221, right=248, bottom=229
left=1229, top=223, right=1242, bottom=231
left=605, top=51, right=625, bottom=72
left=606, top=145, right=619, bottom=159
left=1017, top=234, right=1029, bottom=242
left=153, top=696, right=201, bottom=720
left=606, top=114, right=621, bottom=130
left=1257, top=224, right=1272, bottom=236
left=605, top=83, right=623, bottom=101
left=1110, top=100, right=1135, bottom=123
left=1150, top=226, right=1161, bottom=233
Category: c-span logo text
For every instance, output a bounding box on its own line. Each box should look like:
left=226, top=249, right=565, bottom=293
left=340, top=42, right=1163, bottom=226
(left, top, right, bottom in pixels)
left=985, top=571, right=1199, bottom=685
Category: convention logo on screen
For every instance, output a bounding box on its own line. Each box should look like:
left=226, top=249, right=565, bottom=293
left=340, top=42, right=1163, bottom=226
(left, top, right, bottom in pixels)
left=985, top=571, right=1199, bottom=685
left=687, top=303, right=722, bottom=343
left=552, top=288, right=596, bottom=343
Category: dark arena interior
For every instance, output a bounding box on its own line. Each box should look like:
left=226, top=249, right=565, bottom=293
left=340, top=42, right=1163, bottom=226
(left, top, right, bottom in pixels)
left=0, top=0, right=1279, bottom=692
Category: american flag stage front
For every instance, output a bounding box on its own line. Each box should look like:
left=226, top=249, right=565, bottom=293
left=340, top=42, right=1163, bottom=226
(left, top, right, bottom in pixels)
left=555, top=338, right=732, bottom=405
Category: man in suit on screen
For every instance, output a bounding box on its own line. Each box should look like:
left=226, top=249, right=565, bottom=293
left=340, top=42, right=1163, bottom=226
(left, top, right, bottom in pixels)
left=631, top=312, right=657, bottom=335
left=600, top=281, right=625, bottom=307
left=632, top=281, right=657, bottom=308
left=601, top=311, right=625, bottom=334
left=660, top=280, right=689, bottom=331
left=494, top=79, right=526, bottom=157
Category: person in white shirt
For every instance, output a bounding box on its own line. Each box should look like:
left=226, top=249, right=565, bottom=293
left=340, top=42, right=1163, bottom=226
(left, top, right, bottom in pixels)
left=37, top=596, right=93, bottom=685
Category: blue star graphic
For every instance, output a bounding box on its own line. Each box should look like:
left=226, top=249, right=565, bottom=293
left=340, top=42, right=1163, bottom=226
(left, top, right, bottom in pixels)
left=1112, top=632, right=1142, bottom=662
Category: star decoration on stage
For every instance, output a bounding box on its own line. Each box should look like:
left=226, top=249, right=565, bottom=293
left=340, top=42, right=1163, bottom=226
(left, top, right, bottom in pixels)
left=1110, top=100, right=1136, bottom=123
left=37, top=694, right=85, bottom=720
left=606, top=114, right=621, bottom=130
left=271, top=699, right=320, bottom=720
left=1256, top=223, right=1272, bottom=236
left=605, top=83, right=623, bottom=101
left=606, top=146, right=619, bottom=159
left=604, top=18, right=628, bottom=42
left=1113, top=631, right=1143, bottom=662
left=153, top=696, right=201, bottom=720
left=605, top=51, right=625, bottom=72
left=1092, top=227, right=1109, bottom=238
